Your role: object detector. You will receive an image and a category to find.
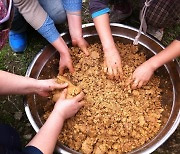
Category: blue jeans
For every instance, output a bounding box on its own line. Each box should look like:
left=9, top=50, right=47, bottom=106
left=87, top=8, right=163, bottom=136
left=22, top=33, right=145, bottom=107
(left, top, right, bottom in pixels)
left=11, top=0, right=66, bottom=32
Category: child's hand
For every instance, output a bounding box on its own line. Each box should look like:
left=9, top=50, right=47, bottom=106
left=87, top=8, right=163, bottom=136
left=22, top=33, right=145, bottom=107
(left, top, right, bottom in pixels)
left=72, top=37, right=89, bottom=56
left=59, top=51, right=74, bottom=75
left=53, top=89, right=84, bottom=120
left=129, top=62, right=155, bottom=89
left=35, top=79, right=68, bottom=97
left=103, top=48, right=123, bottom=80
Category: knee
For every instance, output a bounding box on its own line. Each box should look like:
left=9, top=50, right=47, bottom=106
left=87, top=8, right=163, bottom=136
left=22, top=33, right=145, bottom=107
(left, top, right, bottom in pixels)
left=50, top=9, right=67, bottom=24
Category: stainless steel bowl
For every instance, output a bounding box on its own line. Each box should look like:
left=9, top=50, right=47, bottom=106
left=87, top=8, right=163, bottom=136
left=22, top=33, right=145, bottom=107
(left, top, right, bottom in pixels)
left=24, top=23, right=180, bottom=154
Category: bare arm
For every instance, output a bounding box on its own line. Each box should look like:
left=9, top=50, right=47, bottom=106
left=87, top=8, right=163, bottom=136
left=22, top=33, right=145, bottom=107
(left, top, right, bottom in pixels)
left=27, top=90, right=84, bottom=154
left=93, top=13, right=123, bottom=79
left=0, top=70, right=67, bottom=96
left=130, top=40, right=180, bottom=89
left=67, top=12, right=89, bottom=56
left=147, top=40, right=180, bottom=69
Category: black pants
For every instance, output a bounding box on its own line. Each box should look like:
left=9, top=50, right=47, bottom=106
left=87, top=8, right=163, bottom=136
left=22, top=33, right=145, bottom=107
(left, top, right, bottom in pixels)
left=0, top=124, right=21, bottom=153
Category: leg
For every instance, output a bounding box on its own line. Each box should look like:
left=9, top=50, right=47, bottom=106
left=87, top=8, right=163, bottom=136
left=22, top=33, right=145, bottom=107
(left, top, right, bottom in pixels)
left=0, top=124, right=21, bottom=151
left=11, top=6, right=27, bottom=33
left=38, top=0, right=66, bottom=24
left=9, top=6, right=27, bottom=52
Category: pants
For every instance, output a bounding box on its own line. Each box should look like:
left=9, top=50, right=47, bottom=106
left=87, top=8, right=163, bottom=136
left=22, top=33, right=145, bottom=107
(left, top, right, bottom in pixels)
left=0, top=124, right=21, bottom=153
left=11, top=0, right=66, bottom=32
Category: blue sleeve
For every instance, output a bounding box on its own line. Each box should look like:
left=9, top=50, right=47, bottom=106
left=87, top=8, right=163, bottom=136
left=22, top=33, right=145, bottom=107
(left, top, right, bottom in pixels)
left=89, top=0, right=110, bottom=18
left=0, top=145, right=42, bottom=154
left=37, top=15, right=60, bottom=43
left=22, top=146, right=43, bottom=154
left=62, top=0, right=82, bottom=12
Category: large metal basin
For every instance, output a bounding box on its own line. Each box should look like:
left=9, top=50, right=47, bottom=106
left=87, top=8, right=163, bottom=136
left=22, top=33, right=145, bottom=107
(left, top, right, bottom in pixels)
left=24, top=23, right=180, bottom=154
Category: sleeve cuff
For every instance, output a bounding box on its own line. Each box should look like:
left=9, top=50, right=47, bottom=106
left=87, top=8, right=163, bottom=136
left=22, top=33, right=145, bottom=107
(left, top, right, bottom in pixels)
left=37, top=15, right=60, bottom=43
left=62, top=0, right=82, bottom=12
left=22, top=146, right=43, bottom=154
left=92, top=8, right=110, bottom=18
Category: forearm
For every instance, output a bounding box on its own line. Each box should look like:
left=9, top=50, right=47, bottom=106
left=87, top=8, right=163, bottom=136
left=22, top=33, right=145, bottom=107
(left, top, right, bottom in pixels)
left=51, top=37, right=69, bottom=55
left=67, top=12, right=82, bottom=40
left=147, top=40, right=180, bottom=70
left=0, top=70, right=38, bottom=95
left=62, top=0, right=82, bottom=40
left=27, top=110, right=64, bottom=153
left=93, top=14, right=116, bottom=51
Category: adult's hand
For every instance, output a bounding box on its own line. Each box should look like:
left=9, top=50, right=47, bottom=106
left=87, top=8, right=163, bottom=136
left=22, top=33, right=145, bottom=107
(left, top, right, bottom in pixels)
left=59, top=51, right=74, bottom=75
left=35, top=79, right=68, bottom=97
left=72, top=37, right=89, bottom=56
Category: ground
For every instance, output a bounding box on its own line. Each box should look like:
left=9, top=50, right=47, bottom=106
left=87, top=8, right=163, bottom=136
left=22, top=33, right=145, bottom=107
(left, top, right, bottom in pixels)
left=0, top=1, right=180, bottom=153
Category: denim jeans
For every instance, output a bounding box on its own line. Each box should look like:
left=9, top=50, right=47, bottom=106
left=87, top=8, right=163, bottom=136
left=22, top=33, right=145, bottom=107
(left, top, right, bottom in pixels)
left=11, top=0, right=66, bottom=32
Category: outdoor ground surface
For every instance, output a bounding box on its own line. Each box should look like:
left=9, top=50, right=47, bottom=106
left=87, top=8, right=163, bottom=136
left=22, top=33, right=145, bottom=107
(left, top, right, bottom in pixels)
left=0, top=1, right=180, bottom=153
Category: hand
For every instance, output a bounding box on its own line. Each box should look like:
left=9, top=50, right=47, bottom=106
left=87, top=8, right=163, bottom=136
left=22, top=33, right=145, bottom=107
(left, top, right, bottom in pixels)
left=128, top=61, right=155, bottom=89
left=103, top=47, right=123, bottom=80
left=35, top=79, right=68, bottom=97
left=59, top=51, right=74, bottom=75
left=53, top=89, right=84, bottom=120
left=72, top=37, right=89, bottom=56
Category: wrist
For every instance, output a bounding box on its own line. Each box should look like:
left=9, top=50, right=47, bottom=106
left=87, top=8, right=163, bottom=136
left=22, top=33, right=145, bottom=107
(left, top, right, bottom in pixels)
left=24, top=78, right=40, bottom=94
left=103, top=45, right=118, bottom=55
left=52, top=37, right=69, bottom=55
left=146, top=58, right=159, bottom=71
left=52, top=108, right=66, bottom=122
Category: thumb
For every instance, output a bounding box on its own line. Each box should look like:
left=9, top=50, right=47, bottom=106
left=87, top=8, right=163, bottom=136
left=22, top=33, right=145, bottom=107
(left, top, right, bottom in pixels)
left=68, top=63, right=75, bottom=74
left=126, top=76, right=133, bottom=86
left=59, top=89, right=68, bottom=100
left=79, top=43, right=89, bottom=56
left=59, top=65, right=65, bottom=75
left=55, top=83, right=68, bottom=89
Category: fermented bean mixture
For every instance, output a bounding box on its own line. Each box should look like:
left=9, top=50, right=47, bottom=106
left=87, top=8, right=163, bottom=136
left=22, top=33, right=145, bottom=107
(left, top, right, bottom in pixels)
left=43, top=42, right=163, bottom=154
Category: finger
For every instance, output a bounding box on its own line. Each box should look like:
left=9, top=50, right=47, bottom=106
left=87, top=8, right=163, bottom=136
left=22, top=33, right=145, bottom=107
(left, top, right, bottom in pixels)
left=132, top=80, right=139, bottom=89
left=107, top=67, right=114, bottom=79
left=126, top=76, right=133, bottom=85
left=118, top=67, right=123, bottom=79
left=79, top=44, right=90, bottom=56
left=138, top=81, right=144, bottom=88
left=143, top=80, right=148, bottom=86
left=74, top=92, right=84, bottom=102
left=81, top=47, right=89, bottom=56
left=113, top=68, right=119, bottom=80
left=72, top=40, right=77, bottom=46
left=103, top=62, right=108, bottom=73
left=55, top=83, right=68, bottom=89
left=59, top=89, right=68, bottom=100
left=59, top=65, right=65, bottom=75
left=38, top=91, right=50, bottom=97
left=68, top=63, right=75, bottom=74
left=77, top=101, right=85, bottom=108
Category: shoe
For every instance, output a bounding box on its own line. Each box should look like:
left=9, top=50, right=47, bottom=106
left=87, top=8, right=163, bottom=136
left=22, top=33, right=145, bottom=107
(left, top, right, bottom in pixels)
left=9, top=31, right=27, bottom=53
left=147, top=26, right=164, bottom=41
left=110, top=0, right=132, bottom=22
